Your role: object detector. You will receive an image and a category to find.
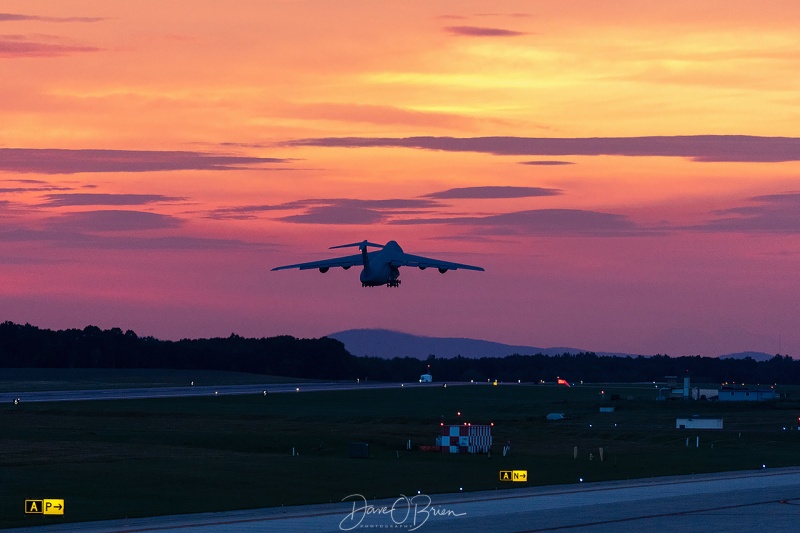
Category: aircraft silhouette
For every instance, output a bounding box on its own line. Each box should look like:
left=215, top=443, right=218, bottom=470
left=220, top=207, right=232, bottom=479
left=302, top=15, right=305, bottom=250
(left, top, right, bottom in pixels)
left=272, top=240, right=484, bottom=287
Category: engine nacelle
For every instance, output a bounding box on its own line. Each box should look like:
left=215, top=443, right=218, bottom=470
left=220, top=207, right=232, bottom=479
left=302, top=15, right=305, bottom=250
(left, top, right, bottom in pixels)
left=438, top=267, right=448, bottom=274
left=319, top=267, right=329, bottom=273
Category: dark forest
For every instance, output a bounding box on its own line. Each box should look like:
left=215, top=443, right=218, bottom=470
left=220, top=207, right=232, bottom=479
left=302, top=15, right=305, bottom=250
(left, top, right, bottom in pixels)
left=0, top=321, right=796, bottom=385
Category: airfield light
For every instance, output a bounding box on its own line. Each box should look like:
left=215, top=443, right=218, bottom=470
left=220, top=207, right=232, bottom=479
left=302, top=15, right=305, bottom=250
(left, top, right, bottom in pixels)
left=214, top=391, right=218, bottom=395
left=490, top=422, right=494, bottom=426
left=460, top=487, right=463, bottom=492
left=579, top=478, right=583, bottom=483
left=458, top=411, right=461, bottom=416
left=518, top=380, right=521, bottom=383
left=296, top=387, right=300, bottom=392
left=589, top=424, right=593, bottom=428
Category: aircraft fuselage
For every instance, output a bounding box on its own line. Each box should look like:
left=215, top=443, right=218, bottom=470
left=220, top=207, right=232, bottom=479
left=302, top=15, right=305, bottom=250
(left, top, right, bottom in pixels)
left=360, top=240, right=403, bottom=287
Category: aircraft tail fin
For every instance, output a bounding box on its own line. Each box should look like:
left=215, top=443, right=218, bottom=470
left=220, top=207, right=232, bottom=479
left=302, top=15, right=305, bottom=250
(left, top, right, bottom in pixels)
left=330, top=240, right=380, bottom=270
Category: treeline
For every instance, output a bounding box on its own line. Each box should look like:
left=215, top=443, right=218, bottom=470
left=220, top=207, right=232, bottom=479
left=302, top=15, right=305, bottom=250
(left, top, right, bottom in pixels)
left=0, top=322, right=355, bottom=380
left=0, top=321, right=798, bottom=384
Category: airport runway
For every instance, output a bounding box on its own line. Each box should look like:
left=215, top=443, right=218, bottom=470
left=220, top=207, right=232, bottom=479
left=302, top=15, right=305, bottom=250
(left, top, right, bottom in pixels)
left=0, top=381, right=434, bottom=404
left=7, top=468, right=800, bottom=532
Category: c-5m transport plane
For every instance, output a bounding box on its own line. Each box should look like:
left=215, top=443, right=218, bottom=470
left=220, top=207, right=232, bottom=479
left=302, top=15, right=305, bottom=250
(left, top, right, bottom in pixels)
left=272, top=240, right=484, bottom=287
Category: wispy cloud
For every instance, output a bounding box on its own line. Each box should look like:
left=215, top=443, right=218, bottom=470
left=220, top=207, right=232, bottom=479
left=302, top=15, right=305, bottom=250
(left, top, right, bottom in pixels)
left=0, top=13, right=106, bottom=23
left=519, top=160, right=575, bottom=166
left=277, top=206, right=386, bottom=225
left=43, top=210, right=183, bottom=232
left=271, top=102, right=487, bottom=130
left=445, top=26, right=527, bottom=37
left=696, top=192, right=800, bottom=233
left=40, top=193, right=187, bottom=207
left=0, top=34, right=100, bottom=57
left=0, top=186, right=73, bottom=193
left=0, top=227, right=270, bottom=250
left=208, top=198, right=442, bottom=222
left=424, top=186, right=561, bottom=199
left=392, top=208, right=654, bottom=237
left=0, top=148, right=292, bottom=174
left=284, top=135, right=800, bottom=163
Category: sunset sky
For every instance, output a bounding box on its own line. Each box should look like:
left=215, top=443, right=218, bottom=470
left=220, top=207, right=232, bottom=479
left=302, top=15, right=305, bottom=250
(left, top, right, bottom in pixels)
left=2, top=1, right=799, bottom=357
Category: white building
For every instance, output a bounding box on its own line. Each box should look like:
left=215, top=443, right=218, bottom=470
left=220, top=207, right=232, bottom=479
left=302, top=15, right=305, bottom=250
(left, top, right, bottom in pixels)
left=676, top=418, right=723, bottom=429
left=718, top=386, right=777, bottom=402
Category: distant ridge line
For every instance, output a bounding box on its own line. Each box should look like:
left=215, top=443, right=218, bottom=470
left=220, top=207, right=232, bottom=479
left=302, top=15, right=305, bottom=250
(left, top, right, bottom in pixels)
left=329, top=328, right=611, bottom=359
left=327, top=328, right=775, bottom=361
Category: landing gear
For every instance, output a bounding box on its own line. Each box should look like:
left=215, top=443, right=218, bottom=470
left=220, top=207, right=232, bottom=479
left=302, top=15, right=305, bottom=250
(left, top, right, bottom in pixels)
left=386, top=280, right=401, bottom=288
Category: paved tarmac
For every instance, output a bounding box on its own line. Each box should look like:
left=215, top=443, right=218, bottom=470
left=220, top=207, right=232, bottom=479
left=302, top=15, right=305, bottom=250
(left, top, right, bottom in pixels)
left=7, top=468, right=800, bottom=532
left=0, top=381, right=431, bottom=403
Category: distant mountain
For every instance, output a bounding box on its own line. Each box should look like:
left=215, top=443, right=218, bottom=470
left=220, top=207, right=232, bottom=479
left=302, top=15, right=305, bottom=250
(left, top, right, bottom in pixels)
left=327, top=329, right=585, bottom=359
left=328, top=329, right=782, bottom=360
left=719, top=351, right=775, bottom=362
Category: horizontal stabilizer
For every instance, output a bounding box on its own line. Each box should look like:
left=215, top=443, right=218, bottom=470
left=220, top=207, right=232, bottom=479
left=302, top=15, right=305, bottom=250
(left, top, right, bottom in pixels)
left=330, top=240, right=384, bottom=250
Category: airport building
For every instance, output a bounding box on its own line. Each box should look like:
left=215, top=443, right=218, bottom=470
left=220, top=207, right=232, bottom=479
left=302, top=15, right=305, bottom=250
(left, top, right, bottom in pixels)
left=717, top=385, right=777, bottom=401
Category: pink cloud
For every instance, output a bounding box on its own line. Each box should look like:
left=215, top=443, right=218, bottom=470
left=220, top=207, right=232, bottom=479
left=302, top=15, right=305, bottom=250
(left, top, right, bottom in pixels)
left=284, top=135, right=800, bottom=163
left=392, top=208, right=652, bottom=237
left=0, top=35, right=99, bottom=57
left=424, top=186, right=561, bottom=199
left=0, top=148, right=291, bottom=173
left=40, top=193, right=186, bottom=207
left=0, top=13, right=105, bottom=23
left=44, top=210, right=183, bottom=232
left=445, top=26, right=526, bottom=37
left=699, top=192, right=800, bottom=233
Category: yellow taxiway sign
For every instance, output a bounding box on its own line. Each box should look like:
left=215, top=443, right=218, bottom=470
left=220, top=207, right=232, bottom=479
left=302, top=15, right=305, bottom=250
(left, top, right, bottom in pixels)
left=25, top=499, right=64, bottom=515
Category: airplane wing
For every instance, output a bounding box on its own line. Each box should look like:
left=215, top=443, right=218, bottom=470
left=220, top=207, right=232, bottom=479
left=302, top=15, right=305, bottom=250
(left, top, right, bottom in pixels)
left=271, top=253, right=364, bottom=271
left=390, top=252, right=484, bottom=272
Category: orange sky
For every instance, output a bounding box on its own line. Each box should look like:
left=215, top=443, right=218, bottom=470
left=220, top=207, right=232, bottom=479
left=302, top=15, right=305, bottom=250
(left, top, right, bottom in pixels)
left=1, top=1, right=799, bottom=357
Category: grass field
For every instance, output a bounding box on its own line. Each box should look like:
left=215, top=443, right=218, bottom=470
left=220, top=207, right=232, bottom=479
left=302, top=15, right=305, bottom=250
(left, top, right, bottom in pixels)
left=0, top=368, right=312, bottom=392
left=3, top=374, right=800, bottom=528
